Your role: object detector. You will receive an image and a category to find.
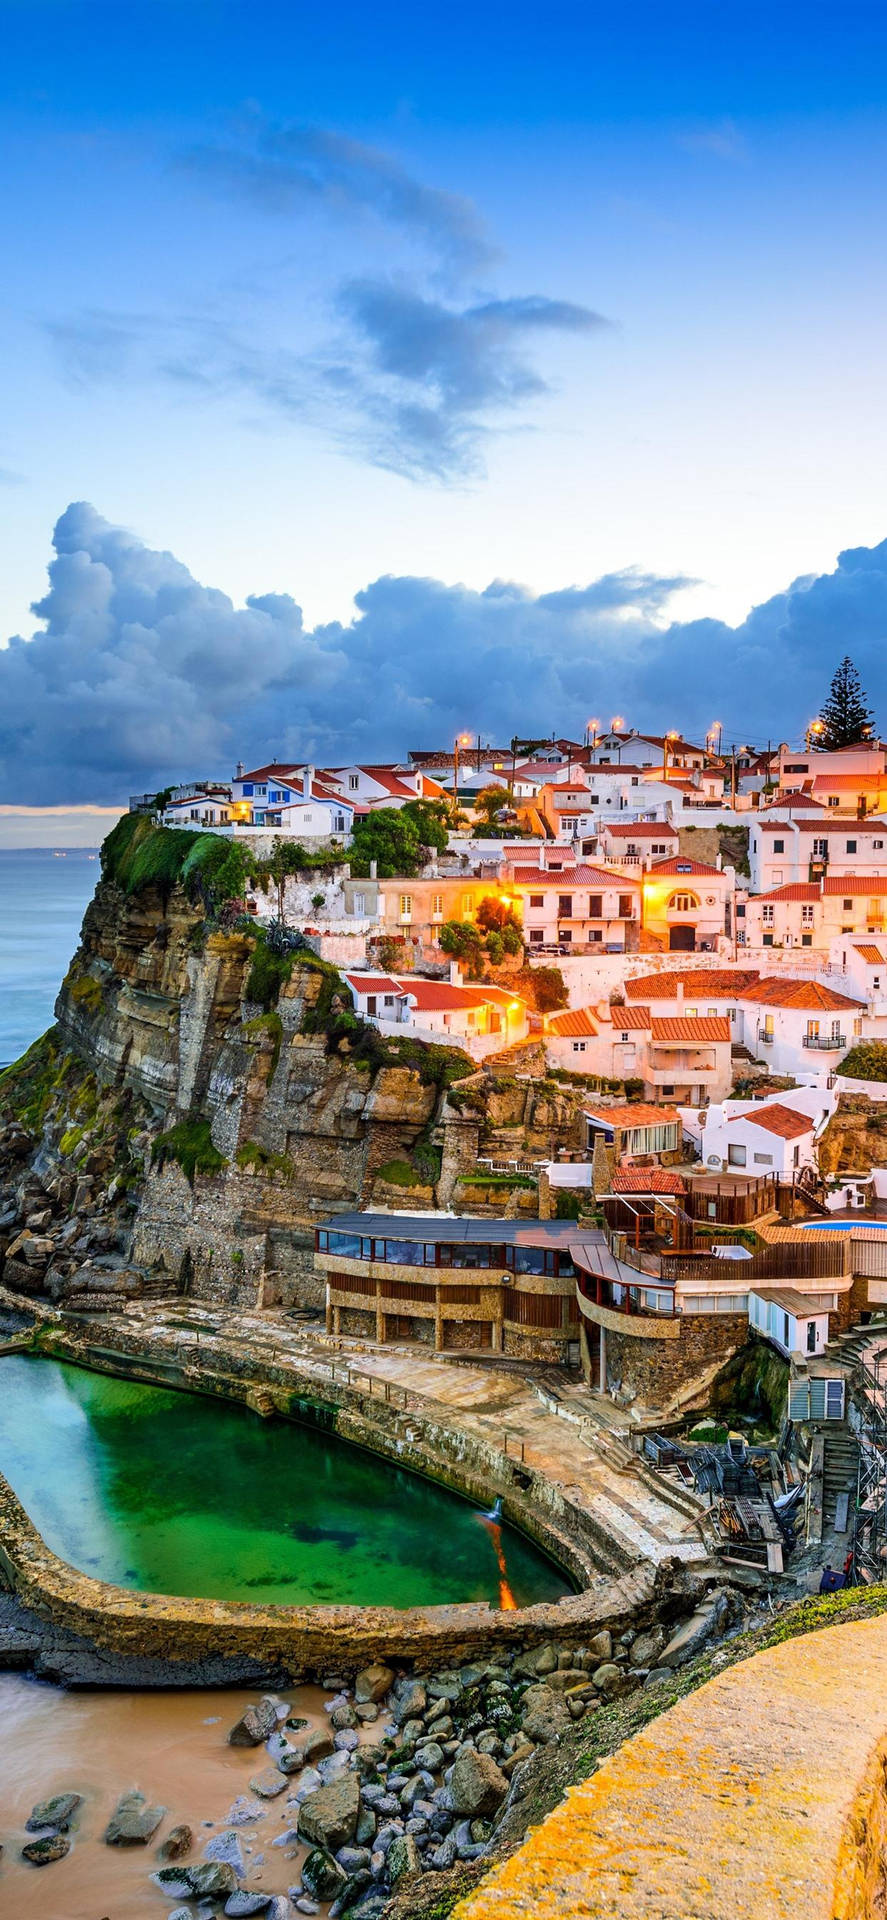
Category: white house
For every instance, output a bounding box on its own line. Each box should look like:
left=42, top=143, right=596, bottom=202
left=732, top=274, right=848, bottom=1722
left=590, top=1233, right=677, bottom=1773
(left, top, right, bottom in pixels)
left=327, top=765, right=448, bottom=808
left=229, top=763, right=355, bottom=837
left=639, top=856, right=735, bottom=953
left=738, top=977, right=865, bottom=1075
left=742, top=875, right=887, bottom=953
left=777, top=740, right=886, bottom=791
left=597, top=821, right=680, bottom=868
left=748, top=1287, right=831, bottom=1359
left=342, top=969, right=530, bottom=1056
left=545, top=1002, right=733, bottom=1103
left=690, top=1099, right=820, bottom=1180
left=508, top=860, right=642, bottom=952
left=748, top=818, right=887, bottom=892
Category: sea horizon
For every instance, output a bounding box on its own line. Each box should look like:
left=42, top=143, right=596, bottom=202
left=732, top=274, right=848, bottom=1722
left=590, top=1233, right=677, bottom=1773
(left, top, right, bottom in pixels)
left=0, top=848, right=101, bottom=1069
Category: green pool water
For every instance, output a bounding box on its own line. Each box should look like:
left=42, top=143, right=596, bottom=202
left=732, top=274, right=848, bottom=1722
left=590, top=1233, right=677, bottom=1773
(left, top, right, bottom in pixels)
left=0, top=1356, right=571, bottom=1609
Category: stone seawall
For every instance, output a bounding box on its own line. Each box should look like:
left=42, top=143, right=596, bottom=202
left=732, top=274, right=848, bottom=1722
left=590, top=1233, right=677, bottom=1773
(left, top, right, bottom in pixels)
left=0, top=1316, right=670, bottom=1678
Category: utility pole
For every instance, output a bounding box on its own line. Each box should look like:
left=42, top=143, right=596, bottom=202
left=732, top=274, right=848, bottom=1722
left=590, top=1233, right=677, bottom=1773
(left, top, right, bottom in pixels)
left=730, top=744, right=737, bottom=807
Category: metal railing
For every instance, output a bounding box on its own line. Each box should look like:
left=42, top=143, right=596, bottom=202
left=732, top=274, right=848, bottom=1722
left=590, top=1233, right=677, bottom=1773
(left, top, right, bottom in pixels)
left=803, top=1033, right=846, bottom=1050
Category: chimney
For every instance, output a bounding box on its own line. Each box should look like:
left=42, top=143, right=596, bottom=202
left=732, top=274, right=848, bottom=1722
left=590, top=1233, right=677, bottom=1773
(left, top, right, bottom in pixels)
left=302, top=763, right=314, bottom=799
left=235, top=761, right=244, bottom=779
left=449, top=960, right=463, bottom=986
left=676, top=981, right=684, bottom=1005
left=370, top=859, right=377, bottom=880
left=716, top=852, right=722, bottom=870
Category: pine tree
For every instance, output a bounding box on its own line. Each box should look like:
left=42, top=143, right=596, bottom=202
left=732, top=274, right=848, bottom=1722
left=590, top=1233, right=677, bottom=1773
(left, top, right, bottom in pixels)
left=816, top=656, right=874, bottom=749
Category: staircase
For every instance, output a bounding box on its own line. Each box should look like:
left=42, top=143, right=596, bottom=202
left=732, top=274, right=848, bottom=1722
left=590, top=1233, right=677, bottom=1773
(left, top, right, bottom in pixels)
left=822, top=1426, right=859, bottom=1530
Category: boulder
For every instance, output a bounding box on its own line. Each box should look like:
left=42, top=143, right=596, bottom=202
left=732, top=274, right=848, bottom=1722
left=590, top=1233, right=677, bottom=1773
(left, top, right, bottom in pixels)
left=586, top=1629, right=612, bottom=1664
left=189, top=1862, right=240, bottom=1897
left=228, top=1698, right=279, bottom=1747
left=224, top=1897, right=273, bottom=1916
left=300, top=1847, right=347, bottom=1900
left=414, top=1741, right=444, bottom=1772
left=158, top=1823, right=193, bottom=1860
left=591, top=1663, right=622, bottom=1696
left=297, top=1773, right=360, bottom=1852
left=391, top=1680, right=426, bottom=1724
left=386, top=1833, right=422, bottom=1885
left=448, top=1749, right=509, bottom=1819
left=659, top=1595, right=729, bottom=1669
left=302, top=1726, right=335, bottom=1764
left=21, top=1834, right=70, bottom=1865
left=277, top=1747, right=304, bottom=1775
left=26, top=1792, right=82, bottom=1832
left=104, top=1789, right=166, bottom=1844
left=629, top=1627, right=668, bottom=1670
left=354, top=1664, right=394, bottom=1705
left=249, top=1767, right=288, bottom=1799
left=519, top=1682, right=570, bottom=1744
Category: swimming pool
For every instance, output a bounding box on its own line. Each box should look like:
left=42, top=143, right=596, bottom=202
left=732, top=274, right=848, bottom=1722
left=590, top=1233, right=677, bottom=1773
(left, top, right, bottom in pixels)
left=794, top=1220, right=887, bottom=1231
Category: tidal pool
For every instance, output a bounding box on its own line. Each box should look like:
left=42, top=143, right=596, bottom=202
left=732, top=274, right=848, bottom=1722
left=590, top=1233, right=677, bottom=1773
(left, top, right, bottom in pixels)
left=0, top=1355, right=570, bottom=1608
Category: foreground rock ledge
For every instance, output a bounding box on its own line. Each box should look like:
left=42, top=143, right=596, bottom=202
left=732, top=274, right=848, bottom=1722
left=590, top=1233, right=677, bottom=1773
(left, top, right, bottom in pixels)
left=453, top=1609, right=887, bottom=1920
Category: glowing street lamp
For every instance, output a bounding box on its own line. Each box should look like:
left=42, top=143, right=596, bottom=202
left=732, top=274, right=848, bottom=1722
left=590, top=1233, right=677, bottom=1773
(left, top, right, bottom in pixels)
left=453, top=732, right=473, bottom=813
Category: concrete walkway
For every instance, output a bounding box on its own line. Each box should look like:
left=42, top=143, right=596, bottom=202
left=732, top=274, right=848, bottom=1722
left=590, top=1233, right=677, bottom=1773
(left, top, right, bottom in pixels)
left=122, top=1301, right=710, bottom=1572
left=454, top=1607, right=887, bottom=1920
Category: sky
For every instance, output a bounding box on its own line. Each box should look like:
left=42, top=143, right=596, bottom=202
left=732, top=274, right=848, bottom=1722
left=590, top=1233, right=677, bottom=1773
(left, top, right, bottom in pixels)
left=3, top=0, right=887, bottom=835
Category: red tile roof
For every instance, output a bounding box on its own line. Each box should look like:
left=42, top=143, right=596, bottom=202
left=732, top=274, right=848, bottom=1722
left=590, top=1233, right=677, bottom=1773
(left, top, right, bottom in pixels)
left=584, top=1103, right=680, bottom=1127
left=740, top=977, right=864, bottom=1011
left=823, top=875, right=887, bottom=895
left=395, top=978, right=527, bottom=1014
left=810, top=772, right=887, bottom=790
left=753, top=883, right=820, bottom=902
left=650, top=1016, right=732, bottom=1043
left=546, top=1007, right=600, bottom=1037
left=648, top=856, right=723, bottom=876
left=610, top=1167, right=688, bottom=1195
left=609, top=1003, right=653, bottom=1029
left=624, top=968, right=760, bottom=1000
left=603, top=822, right=679, bottom=838
left=344, top=974, right=407, bottom=997
left=729, top=1103, right=814, bottom=1140
left=854, top=945, right=886, bottom=963
left=510, top=864, right=639, bottom=888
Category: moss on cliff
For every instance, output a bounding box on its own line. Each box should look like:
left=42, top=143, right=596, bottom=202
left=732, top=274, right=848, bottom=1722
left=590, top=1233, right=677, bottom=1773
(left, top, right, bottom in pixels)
left=708, top=1332, right=789, bottom=1431
left=151, top=1118, right=226, bottom=1184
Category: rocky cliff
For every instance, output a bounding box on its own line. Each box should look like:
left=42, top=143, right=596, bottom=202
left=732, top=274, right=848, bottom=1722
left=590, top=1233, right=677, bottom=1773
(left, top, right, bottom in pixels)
left=0, top=873, right=589, bottom=1316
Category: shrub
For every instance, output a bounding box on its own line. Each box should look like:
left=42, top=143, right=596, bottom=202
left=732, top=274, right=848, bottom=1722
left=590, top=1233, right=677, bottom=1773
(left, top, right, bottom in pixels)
left=377, top=1158, right=423, bottom=1187
left=839, top=1042, right=887, bottom=1083
left=527, top=965, right=568, bottom=1013
left=235, top=1140, right=295, bottom=1180
left=151, top=1118, right=226, bottom=1183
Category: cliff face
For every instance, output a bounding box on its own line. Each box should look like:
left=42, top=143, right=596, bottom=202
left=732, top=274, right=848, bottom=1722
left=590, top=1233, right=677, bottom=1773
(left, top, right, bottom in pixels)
left=817, top=1094, right=887, bottom=1180
left=0, top=877, right=590, bottom=1318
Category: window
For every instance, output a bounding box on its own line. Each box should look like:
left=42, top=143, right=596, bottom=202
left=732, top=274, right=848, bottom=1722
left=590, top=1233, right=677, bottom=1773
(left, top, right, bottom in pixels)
left=685, top=1006, right=697, bottom=1017
left=431, top=893, right=443, bottom=917
left=242, top=782, right=254, bottom=795
left=400, top=894, right=412, bottom=917
left=828, top=795, right=840, bottom=807
left=669, top=892, right=700, bottom=912
left=875, top=840, right=884, bottom=850
left=352, top=891, right=365, bottom=915
left=762, top=904, right=774, bottom=925
left=335, top=815, right=346, bottom=831
left=588, top=893, right=603, bottom=917
left=462, top=894, right=473, bottom=915
left=802, top=934, right=812, bottom=946
left=763, top=933, right=774, bottom=946
left=560, top=928, right=573, bottom=943
left=631, top=775, right=639, bottom=786
left=784, top=763, right=809, bottom=774
left=529, top=893, right=544, bottom=908
left=801, top=904, right=814, bottom=924
left=348, top=774, right=359, bottom=789
left=847, top=840, right=858, bottom=853
left=558, top=895, right=573, bottom=918
left=736, top=903, right=746, bottom=918
left=773, top=838, right=784, bottom=853
left=813, top=838, right=828, bottom=857
left=728, top=1144, right=747, bottom=1166
left=753, top=1152, right=773, bottom=1166
left=590, top=794, right=599, bottom=805
left=843, top=899, right=853, bottom=911
left=571, top=1040, right=587, bottom=1054
left=529, top=929, right=544, bottom=944
left=618, top=894, right=634, bottom=917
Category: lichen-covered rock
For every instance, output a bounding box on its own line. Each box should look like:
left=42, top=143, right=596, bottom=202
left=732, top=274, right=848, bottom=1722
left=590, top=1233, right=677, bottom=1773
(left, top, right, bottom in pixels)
left=519, top=1682, right=570, bottom=1744
left=25, top=1792, right=82, bottom=1832
left=300, top=1846, right=347, bottom=1900
left=354, top=1663, right=394, bottom=1704
left=21, top=1834, right=71, bottom=1866
left=228, top=1698, right=279, bottom=1747
left=104, top=1788, right=166, bottom=1844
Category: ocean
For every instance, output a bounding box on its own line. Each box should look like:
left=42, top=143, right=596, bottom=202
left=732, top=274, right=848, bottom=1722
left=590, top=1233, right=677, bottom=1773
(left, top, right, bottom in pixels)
left=0, top=850, right=101, bottom=1069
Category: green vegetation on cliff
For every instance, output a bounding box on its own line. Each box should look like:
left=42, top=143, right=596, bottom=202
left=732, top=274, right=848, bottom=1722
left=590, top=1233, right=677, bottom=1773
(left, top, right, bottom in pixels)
left=838, top=1040, right=887, bottom=1081
left=151, top=1118, right=226, bottom=1183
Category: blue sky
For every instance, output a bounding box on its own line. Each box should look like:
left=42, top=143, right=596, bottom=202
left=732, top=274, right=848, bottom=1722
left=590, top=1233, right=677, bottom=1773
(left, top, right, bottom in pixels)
left=3, top=0, right=887, bottom=827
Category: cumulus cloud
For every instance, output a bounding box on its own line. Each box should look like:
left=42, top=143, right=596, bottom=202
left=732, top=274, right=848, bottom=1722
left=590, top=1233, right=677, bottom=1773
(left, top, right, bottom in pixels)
left=177, top=119, right=495, bottom=275
left=4, top=505, right=885, bottom=805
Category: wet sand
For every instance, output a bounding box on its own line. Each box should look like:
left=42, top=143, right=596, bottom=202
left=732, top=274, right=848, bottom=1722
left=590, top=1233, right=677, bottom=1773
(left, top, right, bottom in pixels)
left=0, top=1673, right=366, bottom=1918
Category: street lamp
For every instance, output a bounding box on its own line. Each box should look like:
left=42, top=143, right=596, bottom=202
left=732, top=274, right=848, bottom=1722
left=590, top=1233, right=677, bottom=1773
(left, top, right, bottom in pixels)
left=453, top=733, right=472, bottom=816
left=663, top=729, right=679, bottom=782
left=585, top=716, right=601, bottom=755
left=805, top=719, right=825, bottom=749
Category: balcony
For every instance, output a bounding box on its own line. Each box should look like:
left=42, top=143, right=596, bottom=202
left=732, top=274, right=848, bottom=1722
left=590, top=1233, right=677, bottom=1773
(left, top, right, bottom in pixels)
left=759, top=1030, right=774, bottom=1045
left=803, top=1033, right=847, bottom=1051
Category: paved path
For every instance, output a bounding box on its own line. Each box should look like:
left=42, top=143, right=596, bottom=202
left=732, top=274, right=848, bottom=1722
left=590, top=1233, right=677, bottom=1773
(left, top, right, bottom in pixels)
left=454, top=1607, right=887, bottom=1920
left=122, top=1301, right=710, bottom=1572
